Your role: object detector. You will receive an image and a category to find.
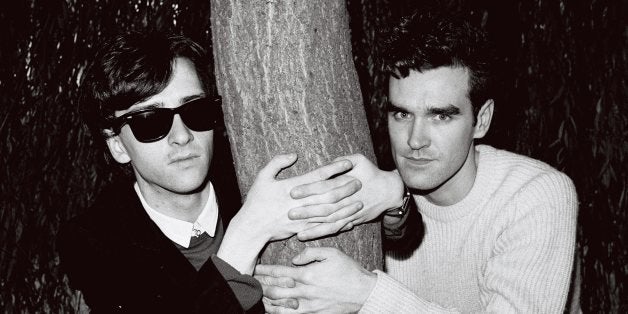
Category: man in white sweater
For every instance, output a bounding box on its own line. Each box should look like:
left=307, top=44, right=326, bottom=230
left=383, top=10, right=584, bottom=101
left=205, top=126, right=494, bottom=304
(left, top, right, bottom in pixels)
left=255, top=10, right=578, bottom=313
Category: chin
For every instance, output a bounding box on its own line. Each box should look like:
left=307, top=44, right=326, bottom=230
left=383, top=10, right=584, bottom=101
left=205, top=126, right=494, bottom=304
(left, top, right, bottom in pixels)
left=170, top=177, right=209, bottom=194
left=400, top=171, right=441, bottom=191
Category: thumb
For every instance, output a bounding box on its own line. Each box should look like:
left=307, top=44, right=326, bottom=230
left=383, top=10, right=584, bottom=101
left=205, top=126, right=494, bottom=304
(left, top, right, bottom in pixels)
left=292, top=247, right=330, bottom=266
left=258, top=153, right=298, bottom=180
left=333, top=153, right=363, bottom=165
left=332, top=155, right=352, bottom=164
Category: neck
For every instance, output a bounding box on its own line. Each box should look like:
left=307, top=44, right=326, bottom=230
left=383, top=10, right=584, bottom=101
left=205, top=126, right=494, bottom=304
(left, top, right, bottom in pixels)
left=136, top=180, right=209, bottom=223
left=423, top=145, right=479, bottom=206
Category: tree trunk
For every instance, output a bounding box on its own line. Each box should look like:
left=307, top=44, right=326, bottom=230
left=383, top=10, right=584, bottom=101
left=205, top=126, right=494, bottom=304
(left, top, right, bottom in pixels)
left=210, top=0, right=381, bottom=270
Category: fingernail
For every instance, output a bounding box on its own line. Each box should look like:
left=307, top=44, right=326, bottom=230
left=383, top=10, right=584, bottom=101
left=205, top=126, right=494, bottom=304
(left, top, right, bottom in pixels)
left=288, top=210, right=300, bottom=219
left=290, top=189, right=302, bottom=198
left=353, top=179, right=362, bottom=188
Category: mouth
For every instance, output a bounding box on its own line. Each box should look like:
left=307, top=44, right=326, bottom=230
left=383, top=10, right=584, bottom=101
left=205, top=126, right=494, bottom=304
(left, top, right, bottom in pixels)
left=404, top=156, right=434, bottom=166
left=169, top=154, right=199, bottom=164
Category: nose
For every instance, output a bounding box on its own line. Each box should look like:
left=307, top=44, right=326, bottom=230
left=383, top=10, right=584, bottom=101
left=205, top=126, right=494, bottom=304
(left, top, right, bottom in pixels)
left=407, top=119, right=429, bottom=150
left=168, top=114, right=194, bottom=145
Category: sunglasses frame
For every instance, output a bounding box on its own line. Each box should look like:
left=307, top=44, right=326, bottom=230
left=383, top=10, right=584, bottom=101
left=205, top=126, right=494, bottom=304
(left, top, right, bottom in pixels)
left=109, top=96, right=222, bottom=143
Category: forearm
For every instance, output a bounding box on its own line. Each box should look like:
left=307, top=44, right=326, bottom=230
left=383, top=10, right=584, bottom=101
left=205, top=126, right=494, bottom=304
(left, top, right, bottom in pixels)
left=217, top=214, right=268, bottom=275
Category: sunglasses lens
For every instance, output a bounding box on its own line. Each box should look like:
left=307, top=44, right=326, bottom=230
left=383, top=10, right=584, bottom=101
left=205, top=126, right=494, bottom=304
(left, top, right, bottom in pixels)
left=128, top=110, right=173, bottom=143
left=180, top=98, right=218, bottom=131
left=113, top=97, right=219, bottom=143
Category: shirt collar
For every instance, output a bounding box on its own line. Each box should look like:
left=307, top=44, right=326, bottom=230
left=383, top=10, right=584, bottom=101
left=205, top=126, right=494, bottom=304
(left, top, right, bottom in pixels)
left=134, top=182, right=219, bottom=248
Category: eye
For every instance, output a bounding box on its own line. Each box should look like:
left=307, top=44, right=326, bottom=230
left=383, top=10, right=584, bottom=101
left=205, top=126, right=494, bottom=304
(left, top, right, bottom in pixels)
left=437, top=113, right=450, bottom=120
left=392, top=111, right=411, bottom=120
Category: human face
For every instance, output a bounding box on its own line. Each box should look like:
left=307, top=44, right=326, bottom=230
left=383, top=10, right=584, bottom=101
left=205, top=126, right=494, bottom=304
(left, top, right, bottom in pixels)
left=106, top=57, right=214, bottom=195
left=388, top=67, right=488, bottom=205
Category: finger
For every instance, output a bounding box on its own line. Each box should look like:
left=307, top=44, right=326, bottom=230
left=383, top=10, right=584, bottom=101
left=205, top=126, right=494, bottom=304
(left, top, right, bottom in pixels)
left=294, top=200, right=362, bottom=225
left=289, top=191, right=362, bottom=220
left=263, top=298, right=298, bottom=314
left=314, top=201, right=363, bottom=223
left=296, top=204, right=361, bottom=240
left=289, top=203, right=337, bottom=220
left=264, top=284, right=302, bottom=300
left=291, top=247, right=334, bottom=266
left=296, top=216, right=353, bottom=241
left=339, top=221, right=354, bottom=232
left=296, top=179, right=361, bottom=208
left=255, top=264, right=301, bottom=279
left=264, top=297, right=299, bottom=310
left=332, top=153, right=364, bottom=164
left=290, top=175, right=355, bottom=199
left=255, top=275, right=296, bottom=288
left=293, top=159, right=353, bottom=185
left=258, top=153, right=298, bottom=180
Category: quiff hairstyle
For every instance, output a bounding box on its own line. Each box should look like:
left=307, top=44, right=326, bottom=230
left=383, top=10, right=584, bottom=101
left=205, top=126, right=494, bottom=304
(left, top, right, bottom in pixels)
left=380, top=11, right=495, bottom=122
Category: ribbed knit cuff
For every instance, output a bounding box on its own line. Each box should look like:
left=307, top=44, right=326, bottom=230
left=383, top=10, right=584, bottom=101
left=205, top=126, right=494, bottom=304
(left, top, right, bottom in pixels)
left=360, top=270, right=453, bottom=313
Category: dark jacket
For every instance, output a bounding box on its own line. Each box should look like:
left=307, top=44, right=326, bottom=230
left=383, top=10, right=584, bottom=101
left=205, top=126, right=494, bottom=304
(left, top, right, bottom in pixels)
left=57, top=181, right=263, bottom=313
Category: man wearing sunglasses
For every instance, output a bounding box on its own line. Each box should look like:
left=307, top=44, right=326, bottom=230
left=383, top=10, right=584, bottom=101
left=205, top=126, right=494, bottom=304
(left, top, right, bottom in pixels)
left=56, top=32, right=403, bottom=313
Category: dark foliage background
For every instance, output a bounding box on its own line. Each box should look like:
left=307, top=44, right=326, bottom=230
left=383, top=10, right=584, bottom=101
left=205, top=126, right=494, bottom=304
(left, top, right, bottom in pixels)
left=0, top=1, right=218, bottom=312
left=1, top=0, right=626, bottom=312
left=347, top=0, right=627, bottom=312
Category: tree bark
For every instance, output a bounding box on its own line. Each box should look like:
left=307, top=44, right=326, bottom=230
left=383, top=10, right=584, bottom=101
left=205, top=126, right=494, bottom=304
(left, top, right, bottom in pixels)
left=210, top=0, right=381, bottom=270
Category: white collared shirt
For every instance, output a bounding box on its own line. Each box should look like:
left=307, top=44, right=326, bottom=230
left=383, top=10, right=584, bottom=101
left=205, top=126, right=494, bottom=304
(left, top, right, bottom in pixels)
left=134, top=182, right=219, bottom=248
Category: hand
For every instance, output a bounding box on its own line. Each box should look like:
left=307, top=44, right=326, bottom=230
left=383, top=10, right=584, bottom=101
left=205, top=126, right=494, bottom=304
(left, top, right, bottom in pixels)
left=218, top=154, right=362, bottom=274
left=239, top=153, right=363, bottom=242
left=255, top=273, right=299, bottom=310
left=289, top=154, right=405, bottom=240
left=255, top=247, right=377, bottom=314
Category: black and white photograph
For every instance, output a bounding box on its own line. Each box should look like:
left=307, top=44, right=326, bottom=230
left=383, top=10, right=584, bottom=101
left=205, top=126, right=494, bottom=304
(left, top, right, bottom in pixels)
left=0, top=0, right=626, bottom=313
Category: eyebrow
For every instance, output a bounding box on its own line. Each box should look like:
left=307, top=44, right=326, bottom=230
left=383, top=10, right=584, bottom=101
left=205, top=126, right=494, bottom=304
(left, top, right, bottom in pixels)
left=385, top=101, right=461, bottom=116
left=126, top=103, right=161, bottom=115
left=129, top=93, right=207, bottom=113
left=181, top=93, right=206, bottom=103
left=385, top=101, right=406, bottom=112
left=427, top=105, right=461, bottom=116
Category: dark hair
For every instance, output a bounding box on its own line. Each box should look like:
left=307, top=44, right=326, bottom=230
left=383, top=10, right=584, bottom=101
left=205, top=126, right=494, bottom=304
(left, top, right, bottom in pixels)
left=80, top=31, right=214, bottom=140
left=381, top=11, right=494, bottom=120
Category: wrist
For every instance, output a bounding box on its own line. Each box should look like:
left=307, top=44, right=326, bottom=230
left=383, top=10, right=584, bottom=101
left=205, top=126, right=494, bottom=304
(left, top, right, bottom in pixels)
left=384, top=185, right=411, bottom=218
left=230, top=214, right=271, bottom=247
left=385, top=170, right=405, bottom=210
left=217, top=215, right=268, bottom=275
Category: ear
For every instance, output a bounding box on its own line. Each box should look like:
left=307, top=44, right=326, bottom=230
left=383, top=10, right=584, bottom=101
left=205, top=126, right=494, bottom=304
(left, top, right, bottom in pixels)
left=473, top=99, right=494, bottom=139
left=105, top=134, right=132, bottom=164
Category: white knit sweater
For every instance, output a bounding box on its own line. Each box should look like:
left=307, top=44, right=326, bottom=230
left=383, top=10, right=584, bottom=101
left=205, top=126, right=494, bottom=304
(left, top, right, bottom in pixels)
left=361, top=145, right=578, bottom=313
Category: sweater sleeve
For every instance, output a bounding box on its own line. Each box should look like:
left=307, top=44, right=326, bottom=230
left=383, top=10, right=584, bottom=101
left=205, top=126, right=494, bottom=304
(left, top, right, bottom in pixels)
left=360, top=271, right=458, bottom=313
left=211, top=255, right=263, bottom=311
left=479, top=172, right=578, bottom=313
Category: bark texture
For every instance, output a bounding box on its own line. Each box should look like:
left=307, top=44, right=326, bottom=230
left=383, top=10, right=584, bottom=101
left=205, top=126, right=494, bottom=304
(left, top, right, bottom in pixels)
left=210, top=1, right=381, bottom=269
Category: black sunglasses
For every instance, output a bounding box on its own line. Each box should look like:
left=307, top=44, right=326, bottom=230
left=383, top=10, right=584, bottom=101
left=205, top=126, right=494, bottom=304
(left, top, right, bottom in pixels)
left=110, top=97, right=222, bottom=143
